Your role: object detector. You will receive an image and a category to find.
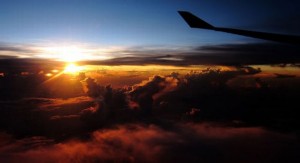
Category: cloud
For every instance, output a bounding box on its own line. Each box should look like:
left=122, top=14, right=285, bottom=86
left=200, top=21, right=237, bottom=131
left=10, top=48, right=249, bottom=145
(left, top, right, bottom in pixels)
left=1, top=41, right=300, bottom=163
left=35, top=96, right=93, bottom=110
left=192, top=43, right=300, bottom=65
left=0, top=97, right=95, bottom=138
left=0, top=123, right=298, bottom=163
left=49, top=115, right=80, bottom=120
left=81, top=43, right=300, bottom=66
left=128, top=74, right=181, bottom=116
left=0, top=58, right=63, bottom=74
left=1, top=67, right=299, bottom=140
left=0, top=66, right=300, bottom=162
left=1, top=42, right=299, bottom=70
left=82, top=77, right=103, bottom=98
left=0, top=44, right=34, bottom=54
left=123, top=69, right=300, bottom=134
left=274, top=73, right=296, bottom=78
left=0, top=55, right=18, bottom=59
left=129, top=67, right=260, bottom=108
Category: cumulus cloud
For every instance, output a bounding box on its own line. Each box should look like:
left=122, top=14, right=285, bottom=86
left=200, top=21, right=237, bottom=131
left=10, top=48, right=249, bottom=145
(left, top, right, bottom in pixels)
left=1, top=67, right=299, bottom=141
left=0, top=67, right=299, bottom=163
left=129, top=67, right=259, bottom=108
left=76, top=68, right=298, bottom=133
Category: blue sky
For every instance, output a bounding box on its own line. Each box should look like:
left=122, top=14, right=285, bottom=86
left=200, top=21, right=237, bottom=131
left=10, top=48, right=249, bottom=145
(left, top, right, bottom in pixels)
left=0, top=0, right=300, bottom=60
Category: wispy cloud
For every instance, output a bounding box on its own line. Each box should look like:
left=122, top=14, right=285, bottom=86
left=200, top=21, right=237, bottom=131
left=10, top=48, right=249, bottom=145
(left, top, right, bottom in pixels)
left=0, top=43, right=41, bottom=58
left=83, top=43, right=300, bottom=66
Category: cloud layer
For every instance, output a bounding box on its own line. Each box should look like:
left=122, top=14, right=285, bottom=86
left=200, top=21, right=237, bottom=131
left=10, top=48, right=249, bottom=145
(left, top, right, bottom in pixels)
left=83, top=43, right=300, bottom=66
left=0, top=60, right=299, bottom=162
left=1, top=42, right=300, bottom=67
left=0, top=123, right=298, bottom=163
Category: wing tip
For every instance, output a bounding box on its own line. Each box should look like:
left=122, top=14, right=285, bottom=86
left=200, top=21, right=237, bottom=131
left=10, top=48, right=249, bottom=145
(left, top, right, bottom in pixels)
left=178, top=11, right=214, bottom=29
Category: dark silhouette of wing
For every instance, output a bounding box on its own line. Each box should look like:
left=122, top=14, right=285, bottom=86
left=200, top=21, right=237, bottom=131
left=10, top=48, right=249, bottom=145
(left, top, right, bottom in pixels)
left=178, top=11, right=300, bottom=45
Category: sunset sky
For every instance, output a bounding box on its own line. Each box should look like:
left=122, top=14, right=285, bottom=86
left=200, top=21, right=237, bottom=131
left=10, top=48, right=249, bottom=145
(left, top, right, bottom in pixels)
left=1, top=1, right=300, bottom=162
left=1, top=0, right=299, bottom=63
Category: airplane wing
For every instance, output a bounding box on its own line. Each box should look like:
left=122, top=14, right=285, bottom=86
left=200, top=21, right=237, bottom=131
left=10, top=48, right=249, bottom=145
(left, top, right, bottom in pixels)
left=178, top=11, right=300, bottom=45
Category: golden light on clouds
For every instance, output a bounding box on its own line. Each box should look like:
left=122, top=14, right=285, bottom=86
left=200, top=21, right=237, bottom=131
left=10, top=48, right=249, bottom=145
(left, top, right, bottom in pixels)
left=45, top=73, right=53, bottom=77
left=51, top=69, right=59, bottom=73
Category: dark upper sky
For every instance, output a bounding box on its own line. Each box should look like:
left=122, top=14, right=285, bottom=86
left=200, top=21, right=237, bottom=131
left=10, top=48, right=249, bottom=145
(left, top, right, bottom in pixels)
left=0, top=0, right=300, bottom=61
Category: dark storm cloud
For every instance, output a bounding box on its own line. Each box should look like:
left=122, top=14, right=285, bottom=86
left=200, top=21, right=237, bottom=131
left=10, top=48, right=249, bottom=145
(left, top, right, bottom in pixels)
left=83, top=43, right=300, bottom=66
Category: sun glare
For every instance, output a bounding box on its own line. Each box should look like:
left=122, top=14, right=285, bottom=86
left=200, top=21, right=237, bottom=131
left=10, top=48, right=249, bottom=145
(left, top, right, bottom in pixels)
left=64, top=63, right=83, bottom=74
left=56, top=46, right=84, bottom=62
left=39, top=44, right=114, bottom=62
left=41, top=45, right=88, bottom=62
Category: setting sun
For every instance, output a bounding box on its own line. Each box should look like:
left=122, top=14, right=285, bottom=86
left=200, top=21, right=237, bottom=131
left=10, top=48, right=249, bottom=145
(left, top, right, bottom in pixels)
left=64, top=63, right=83, bottom=74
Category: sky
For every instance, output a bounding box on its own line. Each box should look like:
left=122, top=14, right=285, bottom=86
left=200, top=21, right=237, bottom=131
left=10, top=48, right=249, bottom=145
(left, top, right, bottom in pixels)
left=1, top=0, right=300, bottom=60
left=0, top=0, right=299, bottom=67
left=1, top=1, right=300, bottom=162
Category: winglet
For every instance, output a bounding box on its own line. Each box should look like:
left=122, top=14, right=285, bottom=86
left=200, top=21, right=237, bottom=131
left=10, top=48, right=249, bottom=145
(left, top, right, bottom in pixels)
left=178, top=11, right=214, bottom=29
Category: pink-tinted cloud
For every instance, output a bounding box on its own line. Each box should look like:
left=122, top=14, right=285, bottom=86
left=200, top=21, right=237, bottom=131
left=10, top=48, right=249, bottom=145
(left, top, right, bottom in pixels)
left=0, top=123, right=298, bottom=163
